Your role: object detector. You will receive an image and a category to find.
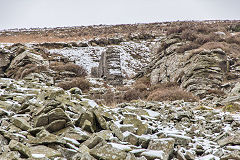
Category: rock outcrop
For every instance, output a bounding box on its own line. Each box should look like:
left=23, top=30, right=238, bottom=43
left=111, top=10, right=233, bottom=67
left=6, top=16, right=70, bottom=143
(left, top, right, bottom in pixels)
left=0, top=48, right=12, bottom=77
left=0, top=42, right=240, bottom=159
left=98, top=47, right=123, bottom=85
left=136, top=36, right=236, bottom=100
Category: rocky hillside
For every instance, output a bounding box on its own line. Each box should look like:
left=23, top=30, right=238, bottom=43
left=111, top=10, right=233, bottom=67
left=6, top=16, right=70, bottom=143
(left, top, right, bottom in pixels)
left=0, top=21, right=240, bottom=159
left=0, top=72, right=240, bottom=159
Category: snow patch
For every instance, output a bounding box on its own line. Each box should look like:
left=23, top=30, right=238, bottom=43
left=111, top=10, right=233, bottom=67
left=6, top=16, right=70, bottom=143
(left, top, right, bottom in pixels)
left=32, top=154, right=45, bottom=158
left=109, top=143, right=132, bottom=151
left=141, top=150, right=164, bottom=159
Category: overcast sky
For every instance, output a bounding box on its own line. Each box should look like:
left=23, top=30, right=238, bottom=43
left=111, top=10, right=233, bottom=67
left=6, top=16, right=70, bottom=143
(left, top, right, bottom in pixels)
left=0, top=0, right=239, bottom=30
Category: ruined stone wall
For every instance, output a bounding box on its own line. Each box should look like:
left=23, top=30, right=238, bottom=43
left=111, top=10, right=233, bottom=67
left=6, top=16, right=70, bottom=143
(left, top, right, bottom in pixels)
left=98, top=47, right=123, bottom=85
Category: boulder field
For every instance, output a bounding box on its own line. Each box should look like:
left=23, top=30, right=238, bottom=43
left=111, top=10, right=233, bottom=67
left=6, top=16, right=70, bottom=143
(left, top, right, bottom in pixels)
left=0, top=73, right=240, bottom=159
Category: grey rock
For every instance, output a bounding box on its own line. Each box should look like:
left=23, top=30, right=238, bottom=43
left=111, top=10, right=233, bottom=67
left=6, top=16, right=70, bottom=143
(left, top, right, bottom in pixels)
left=9, top=140, right=31, bottom=158
left=82, top=136, right=105, bottom=149
left=75, top=110, right=96, bottom=132
left=109, top=121, right=124, bottom=141
left=90, top=144, right=127, bottom=160
left=98, top=47, right=123, bottom=85
left=123, top=132, right=139, bottom=146
left=147, top=138, right=175, bottom=160
left=220, top=151, right=240, bottom=160
left=93, top=110, right=109, bottom=130
left=218, top=135, right=240, bottom=147
left=167, top=134, right=192, bottom=146
left=30, top=145, right=62, bottom=158
left=12, top=117, right=32, bottom=131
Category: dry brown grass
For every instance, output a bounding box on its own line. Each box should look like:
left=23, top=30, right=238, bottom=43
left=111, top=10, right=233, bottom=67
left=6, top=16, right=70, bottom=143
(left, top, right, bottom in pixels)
left=150, top=82, right=179, bottom=91
left=135, top=76, right=151, bottom=87
left=0, top=23, right=165, bottom=43
left=223, top=103, right=240, bottom=113
left=123, top=89, right=143, bottom=101
left=101, top=89, right=126, bottom=106
left=187, top=42, right=240, bottom=59
left=50, top=63, right=87, bottom=77
left=180, top=30, right=198, bottom=41
left=14, top=64, right=48, bottom=79
left=195, top=33, right=222, bottom=45
left=225, top=34, right=240, bottom=45
left=175, top=43, right=200, bottom=53
left=207, top=89, right=226, bottom=97
left=163, top=21, right=240, bottom=58
left=57, top=77, right=91, bottom=91
left=225, top=72, right=239, bottom=80
left=116, top=86, right=131, bottom=91
left=147, top=87, right=198, bottom=102
left=134, top=83, right=148, bottom=92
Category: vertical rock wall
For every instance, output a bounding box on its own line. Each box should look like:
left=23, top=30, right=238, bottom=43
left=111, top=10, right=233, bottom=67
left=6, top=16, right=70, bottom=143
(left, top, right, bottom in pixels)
left=98, top=47, right=123, bottom=85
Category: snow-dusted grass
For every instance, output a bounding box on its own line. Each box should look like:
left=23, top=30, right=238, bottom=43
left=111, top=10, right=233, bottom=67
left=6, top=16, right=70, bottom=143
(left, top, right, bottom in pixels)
left=49, top=46, right=105, bottom=73
left=48, top=40, right=152, bottom=78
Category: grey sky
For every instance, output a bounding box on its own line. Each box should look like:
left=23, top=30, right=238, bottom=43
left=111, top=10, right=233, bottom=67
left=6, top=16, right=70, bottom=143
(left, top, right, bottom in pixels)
left=0, top=0, right=239, bottom=30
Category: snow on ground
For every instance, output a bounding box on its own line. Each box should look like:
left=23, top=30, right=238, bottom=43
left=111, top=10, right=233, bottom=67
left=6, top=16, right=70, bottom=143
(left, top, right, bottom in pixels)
left=48, top=40, right=153, bottom=78
left=32, top=154, right=46, bottom=158
left=109, top=142, right=132, bottom=151
left=49, top=46, right=105, bottom=73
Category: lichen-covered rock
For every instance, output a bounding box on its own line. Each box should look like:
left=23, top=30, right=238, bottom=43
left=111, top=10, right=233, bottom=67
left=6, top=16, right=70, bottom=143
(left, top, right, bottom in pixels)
left=30, top=145, right=62, bottom=158
left=45, top=119, right=67, bottom=133
left=12, top=117, right=32, bottom=131
left=220, top=151, right=240, bottom=160
left=0, top=151, right=21, bottom=160
left=93, top=110, right=109, bottom=130
left=147, top=138, right=175, bottom=160
left=109, top=121, right=124, bottom=141
left=167, top=134, right=192, bottom=146
left=0, top=48, right=12, bottom=77
left=218, top=135, right=240, bottom=147
left=123, top=132, right=139, bottom=146
left=75, top=110, right=97, bottom=133
left=141, top=150, right=165, bottom=160
left=123, top=114, right=148, bottom=135
left=90, top=144, right=127, bottom=160
left=9, top=140, right=31, bottom=158
left=34, top=108, right=71, bottom=132
left=138, top=36, right=228, bottom=99
left=28, top=129, right=63, bottom=145
left=82, top=136, right=106, bottom=149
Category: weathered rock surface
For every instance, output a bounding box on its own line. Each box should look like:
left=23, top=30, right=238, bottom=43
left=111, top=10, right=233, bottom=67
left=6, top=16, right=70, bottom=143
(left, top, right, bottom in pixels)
left=98, top=47, right=123, bottom=85
left=90, top=144, right=127, bottom=160
left=135, top=36, right=240, bottom=102
left=0, top=48, right=12, bottom=77
left=0, top=72, right=239, bottom=159
left=0, top=39, right=240, bottom=160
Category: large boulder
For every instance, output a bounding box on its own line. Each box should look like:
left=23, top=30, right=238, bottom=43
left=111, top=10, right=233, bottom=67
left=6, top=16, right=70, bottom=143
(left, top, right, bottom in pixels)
left=6, top=49, right=49, bottom=78
left=34, top=108, right=71, bottom=132
left=30, top=145, right=62, bottom=158
left=218, top=135, right=240, bottom=147
left=9, top=140, right=31, bottom=158
left=0, top=48, right=12, bottom=77
left=90, top=144, right=127, bottom=160
left=144, top=138, right=175, bottom=160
